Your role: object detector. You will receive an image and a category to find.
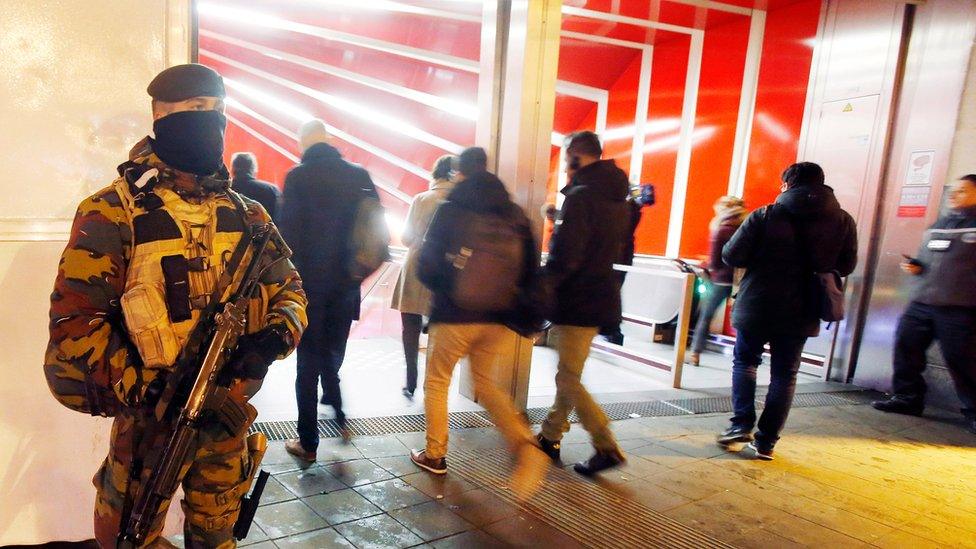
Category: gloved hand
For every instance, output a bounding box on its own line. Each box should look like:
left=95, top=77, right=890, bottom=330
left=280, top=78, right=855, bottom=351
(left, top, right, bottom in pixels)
left=226, top=325, right=291, bottom=380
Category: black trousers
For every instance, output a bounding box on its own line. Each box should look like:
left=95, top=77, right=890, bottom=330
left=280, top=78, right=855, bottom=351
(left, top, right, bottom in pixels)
left=892, top=301, right=976, bottom=417
left=400, top=313, right=423, bottom=393
left=297, top=292, right=355, bottom=451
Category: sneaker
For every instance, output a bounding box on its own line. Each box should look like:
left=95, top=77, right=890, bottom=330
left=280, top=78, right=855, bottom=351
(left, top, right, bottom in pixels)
left=285, top=439, right=316, bottom=462
left=536, top=434, right=561, bottom=462
left=510, top=443, right=549, bottom=501
left=716, top=426, right=753, bottom=445
left=872, top=396, right=924, bottom=417
left=747, top=441, right=774, bottom=461
left=573, top=448, right=625, bottom=477
left=686, top=352, right=700, bottom=366
left=401, top=387, right=415, bottom=399
left=410, top=449, right=447, bottom=475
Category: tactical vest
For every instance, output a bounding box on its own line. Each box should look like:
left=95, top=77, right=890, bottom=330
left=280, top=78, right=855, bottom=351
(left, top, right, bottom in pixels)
left=113, top=173, right=268, bottom=386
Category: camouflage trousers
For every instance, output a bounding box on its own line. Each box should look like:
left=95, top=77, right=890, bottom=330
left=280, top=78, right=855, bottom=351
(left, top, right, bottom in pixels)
left=93, top=404, right=255, bottom=548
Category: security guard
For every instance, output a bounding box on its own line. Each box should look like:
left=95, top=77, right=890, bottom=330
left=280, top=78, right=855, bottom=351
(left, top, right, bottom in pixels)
left=44, top=64, right=307, bottom=547
left=873, top=174, right=976, bottom=435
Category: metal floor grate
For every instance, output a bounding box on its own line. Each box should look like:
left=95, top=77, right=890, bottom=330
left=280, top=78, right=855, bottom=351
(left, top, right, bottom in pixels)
left=451, top=447, right=734, bottom=549
left=249, top=389, right=882, bottom=441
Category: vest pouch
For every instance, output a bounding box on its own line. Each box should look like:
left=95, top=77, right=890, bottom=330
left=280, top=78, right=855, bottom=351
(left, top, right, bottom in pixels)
left=246, top=284, right=269, bottom=335
left=121, top=282, right=181, bottom=368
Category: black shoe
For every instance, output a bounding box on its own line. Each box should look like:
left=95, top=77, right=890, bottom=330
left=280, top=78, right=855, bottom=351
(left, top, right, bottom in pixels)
left=716, top=426, right=753, bottom=445
left=872, top=396, right=924, bottom=417
left=747, top=441, right=774, bottom=461
left=573, top=449, right=625, bottom=476
left=601, top=333, right=624, bottom=346
left=967, top=416, right=976, bottom=436
left=536, top=434, right=561, bottom=462
left=402, top=387, right=415, bottom=399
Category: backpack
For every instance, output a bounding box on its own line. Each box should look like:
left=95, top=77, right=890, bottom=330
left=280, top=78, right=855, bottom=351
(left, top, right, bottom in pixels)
left=447, top=209, right=525, bottom=312
left=774, top=205, right=846, bottom=323
left=347, top=194, right=391, bottom=282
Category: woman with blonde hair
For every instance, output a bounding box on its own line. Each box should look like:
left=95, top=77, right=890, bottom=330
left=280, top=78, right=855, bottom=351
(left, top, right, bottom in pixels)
left=688, top=195, right=748, bottom=366
left=391, top=155, right=456, bottom=397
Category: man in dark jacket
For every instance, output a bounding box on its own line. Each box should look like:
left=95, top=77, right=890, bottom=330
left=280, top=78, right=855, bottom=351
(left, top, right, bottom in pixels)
left=537, top=131, right=631, bottom=476
left=873, top=174, right=976, bottom=435
left=279, top=119, right=379, bottom=460
left=230, top=152, right=281, bottom=220
left=719, top=162, right=857, bottom=459
left=410, top=147, right=548, bottom=499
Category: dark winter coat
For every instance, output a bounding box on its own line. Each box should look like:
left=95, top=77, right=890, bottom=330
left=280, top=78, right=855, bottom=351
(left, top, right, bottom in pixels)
left=232, top=176, right=281, bottom=221
left=546, top=159, right=632, bottom=327
left=419, top=171, right=540, bottom=326
left=279, top=143, right=378, bottom=317
left=722, top=184, right=857, bottom=337
left=708, top=220, right=741, bottom=285
left=909, top=205, right=976, bottom=308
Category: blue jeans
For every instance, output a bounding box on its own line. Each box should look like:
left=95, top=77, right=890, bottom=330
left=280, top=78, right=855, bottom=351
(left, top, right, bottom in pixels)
left=691, top=283, right=733, bottom=354
left=731, top=329, right=808, bottom=448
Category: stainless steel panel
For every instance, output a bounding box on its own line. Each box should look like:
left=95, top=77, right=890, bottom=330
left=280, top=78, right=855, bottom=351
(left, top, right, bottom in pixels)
left=853, top=0, right=976, bottom=409
left=798, top=0, right=907, bottom=374
left=804, top=95, right=881, bottom=358
left=820, top=0, right=902, bottom=102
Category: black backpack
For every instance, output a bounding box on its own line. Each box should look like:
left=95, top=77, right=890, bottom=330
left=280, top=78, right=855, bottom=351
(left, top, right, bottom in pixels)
left=347, top=194, right=391, bottom=282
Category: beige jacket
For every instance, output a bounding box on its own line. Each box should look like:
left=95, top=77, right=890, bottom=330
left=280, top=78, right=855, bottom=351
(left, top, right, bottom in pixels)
left=391, top=178, right=455, bottom=315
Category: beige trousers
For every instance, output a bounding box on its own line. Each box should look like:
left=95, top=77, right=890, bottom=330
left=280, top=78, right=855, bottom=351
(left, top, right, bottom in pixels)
left=540, top=325, right=619, bottom=452
left=424, top=323, right=535, bottom=459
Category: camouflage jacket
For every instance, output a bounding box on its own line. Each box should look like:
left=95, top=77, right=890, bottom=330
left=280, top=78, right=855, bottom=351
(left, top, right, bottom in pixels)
left=44, top=139, right=307, bottom=416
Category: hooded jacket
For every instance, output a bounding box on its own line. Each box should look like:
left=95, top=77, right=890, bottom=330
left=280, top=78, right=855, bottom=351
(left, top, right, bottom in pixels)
left=419, top=170, right=540, bottom=325
left=546, top=159, right=632, bottom=327
left=723, top=184, right=857, bottom=337
left=909, top=205, right=976, bottom=307
left=279, top=142, right=378, bottom=317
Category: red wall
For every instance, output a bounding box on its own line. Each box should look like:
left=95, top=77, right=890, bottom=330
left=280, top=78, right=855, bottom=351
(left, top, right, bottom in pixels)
left=743, top=0, right=823, bottom=208
left=199, top=0, right=482, bottom=220
left=551, top=0, right=822, bottom=258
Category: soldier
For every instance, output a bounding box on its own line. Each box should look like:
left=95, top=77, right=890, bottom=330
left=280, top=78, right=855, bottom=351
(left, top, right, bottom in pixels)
left=43, top=64, right=307, bottom=547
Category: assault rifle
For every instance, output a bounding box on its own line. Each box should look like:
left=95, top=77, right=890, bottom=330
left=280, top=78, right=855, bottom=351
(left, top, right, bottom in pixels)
left=117, top=221, right=290, bottom=548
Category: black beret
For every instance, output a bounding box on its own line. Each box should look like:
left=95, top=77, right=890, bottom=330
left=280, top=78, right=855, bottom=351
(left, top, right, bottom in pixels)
left=147, top=63, right=225, bottom=102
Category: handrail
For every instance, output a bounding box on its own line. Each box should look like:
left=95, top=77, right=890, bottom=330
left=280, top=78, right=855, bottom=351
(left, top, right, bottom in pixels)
left=593, top=268, right=696, bottom=389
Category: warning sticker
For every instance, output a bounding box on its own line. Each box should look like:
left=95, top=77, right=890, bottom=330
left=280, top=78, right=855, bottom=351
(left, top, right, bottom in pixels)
left=897, top=186, right=930, bottom=218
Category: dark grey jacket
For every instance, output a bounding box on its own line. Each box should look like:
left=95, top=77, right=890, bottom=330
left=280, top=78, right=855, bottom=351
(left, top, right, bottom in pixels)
left=723, top=184, right=858, bottom=337
left=910, top=206, right=976, bottom=308
left=279, top=143, right=378, bottom=317
left=232, top=176, right=281, bottom=221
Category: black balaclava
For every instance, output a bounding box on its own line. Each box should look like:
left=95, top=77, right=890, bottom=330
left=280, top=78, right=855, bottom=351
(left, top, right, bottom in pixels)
left=151, top=110, right=226, bottom=176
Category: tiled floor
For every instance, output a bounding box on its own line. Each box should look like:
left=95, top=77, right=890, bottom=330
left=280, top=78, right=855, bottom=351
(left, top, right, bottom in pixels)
left=249, top=336, right=822, bottom=421
left=167, top=401, right=975, bottom=548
